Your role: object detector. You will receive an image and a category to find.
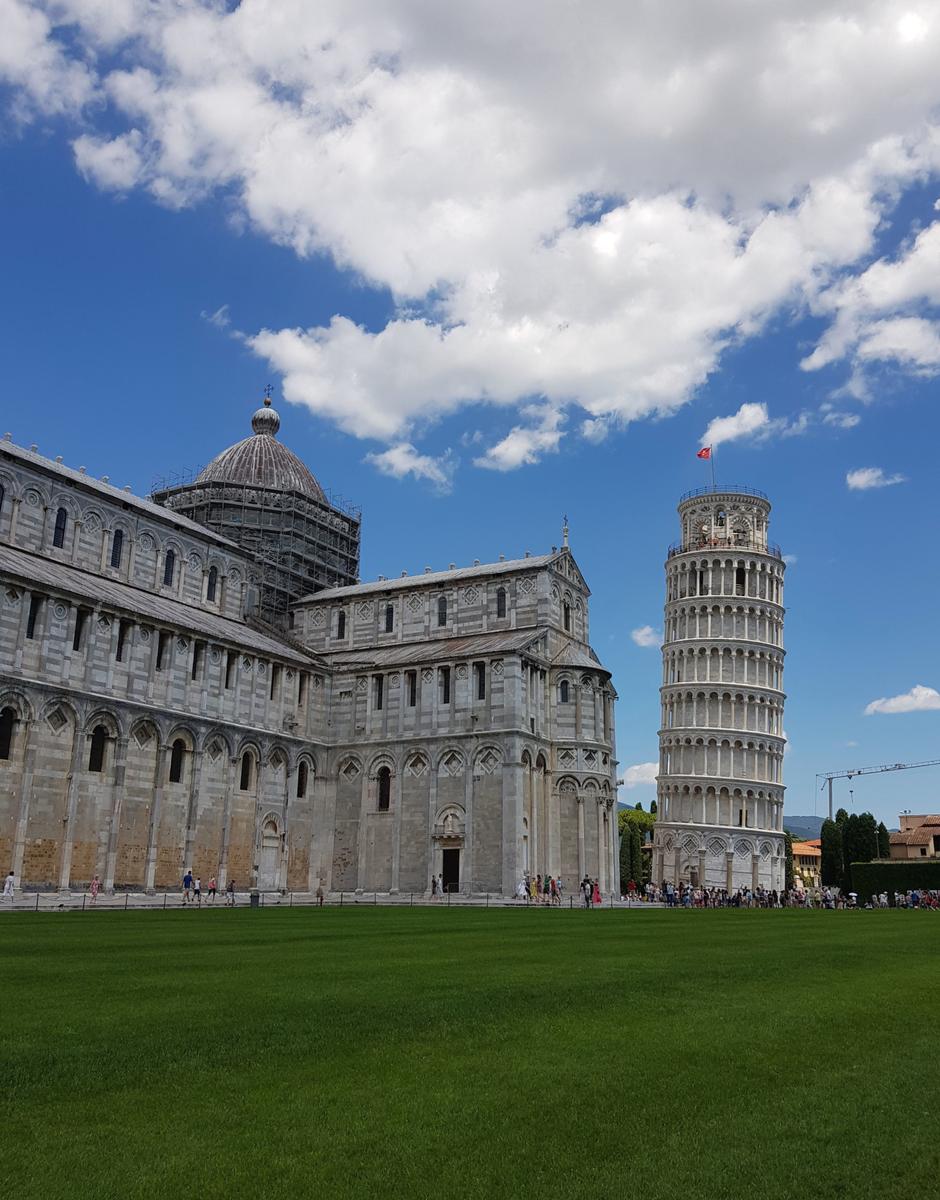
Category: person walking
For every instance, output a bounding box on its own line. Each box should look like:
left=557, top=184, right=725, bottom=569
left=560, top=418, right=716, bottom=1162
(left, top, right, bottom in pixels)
left=90, top=874, right=100, bottom=905
left=193, top=876, right=202, bottom=907
left=592, top=879, right=601, bottom=906
left=226, top=878, right=236, bottom=907
left=182, top=869, right=193, bottom=905
left=3, top=871, right=14, bottom=903
left=316, top=882, right=324, bottom=907
left=437, top=873, right=445, bottom=899
left=207, top=876, right=217, bottom=904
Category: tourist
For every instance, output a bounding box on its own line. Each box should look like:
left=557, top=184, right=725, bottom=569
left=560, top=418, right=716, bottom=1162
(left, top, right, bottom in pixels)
left=543, top=875, right=551, bottom=905
left=556, top=877, right=564, bottom=905
left=592, top=879, right=601, bottom=906
left=207, top=876, right=217, bottom=903
left=516, top=878, right=527, bottom=902
left=550, top=876, right=558, bottom=906
left=89, top=874, right=100, bottom=905
left=3, top=871, right=14, bottom=902
left=316, top=882, right=324, bottom=907
left=182, top=869, right=193, bottom=905
left=529, top=875, right=537, bottom=903
left=438, top=873, right=445, bottom=898
left=226, top=878, right=236, bottom=906
left=194, top=876, right=202, bottom=906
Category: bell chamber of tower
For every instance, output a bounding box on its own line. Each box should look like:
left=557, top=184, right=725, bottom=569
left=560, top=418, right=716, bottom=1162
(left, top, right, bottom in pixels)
left=652, top=485, right=787, bottom=894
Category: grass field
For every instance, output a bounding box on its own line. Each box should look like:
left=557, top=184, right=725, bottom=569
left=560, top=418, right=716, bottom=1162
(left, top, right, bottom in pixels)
left=2, top=907, right=938, bottom=1200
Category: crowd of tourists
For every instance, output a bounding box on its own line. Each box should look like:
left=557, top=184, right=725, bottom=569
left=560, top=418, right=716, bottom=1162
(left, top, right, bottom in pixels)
left=514, top=874, right=604, bottom=906
left=620, top=879, right=940, bottom=909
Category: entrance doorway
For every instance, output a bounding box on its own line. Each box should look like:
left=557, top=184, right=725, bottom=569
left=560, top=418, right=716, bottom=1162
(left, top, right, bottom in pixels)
left=257, top=819, right=280, bottom=891
left=442, top=847, right=460, bottom=893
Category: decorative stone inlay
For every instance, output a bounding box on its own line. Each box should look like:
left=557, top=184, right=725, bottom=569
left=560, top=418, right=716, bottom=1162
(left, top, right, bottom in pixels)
left=422, top=668, right=433, bottom=683
left=229, top=568, right=241, bottom=584
left=257, top=661, right=267, bottom=676
left=462, top=586, right=479, bottom=604
left=47, top=707, right=68, bottom=733
left=584, top=750, right=597, bottom=767
left=5, top=588, right=19, bottom=603
left=477, top=749, right=500, bottom=775
left=455, top=664, right=468, bottom=679
left=138, top=532, right=155, bottom=551
left=187, top=552, right=202, bottom=571
left=310, top=609, right=324, bottom=627
left=440, top=751, right=464, bottom=776
left=206, top=741, right=222, bottom=761
left=176, top=636, right=187, bottom=652
left=406, top=753, right=429, bottom=777
left=389, top=674, right=400, bottom=688
left=210, top=648, right=221, bottom=663
left=356, top=601, right=373, bottom=619
left=134, top=726, right=153, bottom=749
left=97, top=616, right=111, bottom=632
left=559, top=748, right=576, bottom=766
left=84, top=513, right=102, bottom=533
left=519, top=578, right=534, bottom=595
left=24, top=489, right=42, bottom=507
left=139, top=628, right=151, bottom=643
left=491, top=660, right=503, bottom=676
left=53, top=603, right=68, bottom=619
left=407, top=594, right=422, bottom=613
left=242, top=657, right=252, bottom=670
left=342, top=759, right=361, bottom=780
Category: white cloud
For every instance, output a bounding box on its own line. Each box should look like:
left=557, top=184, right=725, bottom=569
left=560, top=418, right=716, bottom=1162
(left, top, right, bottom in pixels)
left=631, top=625, right=662, bottom=648
left=782, top=554, right=797, bottom=565
left=846, top=466, right=906, bottom=490
left=821, top=409, right=861, bottom=429
left=364, top=443, right=455, bottom=493
left=200, top=304, right=231, bottom=330
left=474, top=406, right=564, bottom=471
left=5, top=2, right=940, bottom=460
left=702, top=402, right=770, bottom=448
left=621, top=763, right=659, bottom=789
left=865, top=684, right=940, bottom=715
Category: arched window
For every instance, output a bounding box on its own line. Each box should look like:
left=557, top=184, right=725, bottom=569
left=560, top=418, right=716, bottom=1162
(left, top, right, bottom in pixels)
left=496, top=587, right=507, bottom=618
left=163, top=550, right=176, bottom=587
left=239, top=752, right=253, bottom=791
left=168, top=738, right=185, bottom=784
left=110, top=529, right=124, bottom=569
left=337, top=610, right=346, bottom=639
left=206, top=565, right=218, bottom=602
left=52, top=507, right=68, bottom=548
left=437, top=596, right=447, bottom=627
left=377, top=766, right=391, bottom=811
left=563, top=603, right=571, bottom=632
left=0, top=706, right=14, bottom=759
left=385, top=604, right=394, bottom=633
left=0, top=482, right=4, bottom=514
left=88, top=725, right=107, bottom=773
left=560, top=680, right=570, bottom=703
left=297, top=760, right=309, bottom=799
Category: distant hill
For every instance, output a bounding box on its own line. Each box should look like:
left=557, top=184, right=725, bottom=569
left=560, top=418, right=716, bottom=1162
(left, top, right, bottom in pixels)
left=784, top=815, right=825, bottom=841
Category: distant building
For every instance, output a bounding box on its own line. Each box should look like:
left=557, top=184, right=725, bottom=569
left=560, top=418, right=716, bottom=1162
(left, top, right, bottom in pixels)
left=889, top=815, right=940, bottom=860
left=792, top=839, right=821, bottom=888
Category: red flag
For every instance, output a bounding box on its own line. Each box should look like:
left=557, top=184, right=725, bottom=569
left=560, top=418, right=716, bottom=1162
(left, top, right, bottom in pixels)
left=697, top=446, right=712, bottom=460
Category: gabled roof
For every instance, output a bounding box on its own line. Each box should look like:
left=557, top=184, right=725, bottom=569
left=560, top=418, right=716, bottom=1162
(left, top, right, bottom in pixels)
left=0, top=437, right=239, bottom=549
left=298, top=552, right=561, bottom=603
left=321, top=628, right=542, bottom=670
left=551, top=641, right=605, bottom=672
left=792, top=841, right=822, bottom=858
left=0, top=543, right=318, bottom=665
left=890, top=828, right=937, bottom=846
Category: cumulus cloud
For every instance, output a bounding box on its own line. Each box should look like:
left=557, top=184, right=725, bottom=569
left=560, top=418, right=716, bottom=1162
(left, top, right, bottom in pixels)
left=5, top=1, right=940, bottom=463
left=630, top=625, right=662, bottom=648
left=474, top=406, right=564, bottom=471
left=846, top=466, right=906, bottom=490
left=364, top=443, right=455, bottom=493
left=702, top=402, right=771, bottom=447
left=621, top=763, right=659, bottom=789
left=865, top=684, right=940, bottom=715
left=782, top=554, right=797, bottom=565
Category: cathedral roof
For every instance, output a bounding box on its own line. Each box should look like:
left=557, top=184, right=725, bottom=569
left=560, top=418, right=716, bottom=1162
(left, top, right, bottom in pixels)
left=195, top=397, right=326, bottom=502
left=299, top=552, right=562, bottom=602
left=321, top=628, right=543, bottom=669
left=0, top=542, right=319, bottom=665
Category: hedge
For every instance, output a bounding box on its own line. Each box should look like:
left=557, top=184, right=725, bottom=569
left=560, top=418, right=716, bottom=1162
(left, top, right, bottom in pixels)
left=849, top=859, right=940, bottom=899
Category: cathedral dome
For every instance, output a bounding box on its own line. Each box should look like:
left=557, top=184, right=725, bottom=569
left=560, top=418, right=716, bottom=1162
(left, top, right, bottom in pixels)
left=196, top=396, right=326, bottom=501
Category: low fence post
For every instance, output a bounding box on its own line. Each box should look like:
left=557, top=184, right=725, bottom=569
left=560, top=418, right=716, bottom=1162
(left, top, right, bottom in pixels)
left=340, top=891, right=344, bottom=906
left=163, top=892, right=167, bottom=910
left=124, top=893, right=129, bottom=910
left=35, top=892, right=40, bottom=911
left=82, top=894, right=86, bottom=912
left=374, top=891, right=377, bottom=905
left=289, top=891, right=293, bottom=907
left=410, top=892, right=413, bottom=907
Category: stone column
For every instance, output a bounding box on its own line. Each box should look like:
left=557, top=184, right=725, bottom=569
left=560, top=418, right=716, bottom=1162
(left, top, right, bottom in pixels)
left=11, top=717, right=36, bottom=887
left=726, top=851, right=734, bottom=893
left=501, top=751, right=524, bottom=897
left=390, top=768, right=402, bottom=894
left=530, top=761, right=539, bottom=878
left=182, top=747, right=204, bottom=875
left=576, top=794, right=585, bottom=880
left=144, top=742, right=168, bottom=892
left=698, top=848, right=707, bottom=889
left=596, top=800, right=605, bottom=890
left=57, top=723, right=87, bottom=891
left=103, top=734, right=129, bottom=891
left=751, top=852, right=760, bottom=892
left=216, top=755, right=236, bottom=889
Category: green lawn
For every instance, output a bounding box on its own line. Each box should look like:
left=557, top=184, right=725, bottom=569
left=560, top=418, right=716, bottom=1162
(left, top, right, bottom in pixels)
left=1, top=908, right=938, bottom=1200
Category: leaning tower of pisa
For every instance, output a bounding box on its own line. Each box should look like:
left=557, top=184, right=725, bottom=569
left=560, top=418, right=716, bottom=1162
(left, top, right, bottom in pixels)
left=652, top=486, right=787, bottom=893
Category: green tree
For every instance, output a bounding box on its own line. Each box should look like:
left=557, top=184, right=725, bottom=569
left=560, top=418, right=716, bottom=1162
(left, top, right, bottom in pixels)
left=842, top=812, right=878, bottom=891
left=634, top=801, right=643, bottom=811
left=650, top=798, right=658, bottom=817
left=784, top=831, right=794, bottom=891
left=619, top=831, right=632, bottom=892
left=877, top=821, right=890, bottom=858
left=630, top=824, right=644, bottom=886
left=835, top=807, right=849, bottom=825
left=820, top=819, right=843, bottom=887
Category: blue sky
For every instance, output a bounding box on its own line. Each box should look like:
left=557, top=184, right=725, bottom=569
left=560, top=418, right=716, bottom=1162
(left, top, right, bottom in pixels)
left=2, top=1, right=939, bottom=825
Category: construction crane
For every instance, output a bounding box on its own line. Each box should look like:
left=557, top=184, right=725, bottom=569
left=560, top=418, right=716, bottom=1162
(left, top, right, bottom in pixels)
left=817, top=758, right=940, bottom=820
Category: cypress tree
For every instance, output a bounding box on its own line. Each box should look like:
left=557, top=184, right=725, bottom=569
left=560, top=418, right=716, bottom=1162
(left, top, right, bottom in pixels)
left=650, top=799, right=658, bottom=817
left=784, top=831, right=794, bottom=891
left=630, top=824, right=644, bottom=886
left=877, top=821, right=890, bottom=858
left=619, top=832, right=632, bottom=894
left=821, top=819, right=843, bottom=887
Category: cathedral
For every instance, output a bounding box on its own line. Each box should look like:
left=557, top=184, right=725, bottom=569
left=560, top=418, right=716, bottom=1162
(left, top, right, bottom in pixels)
left=0, top=397, right=619, bottom=897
